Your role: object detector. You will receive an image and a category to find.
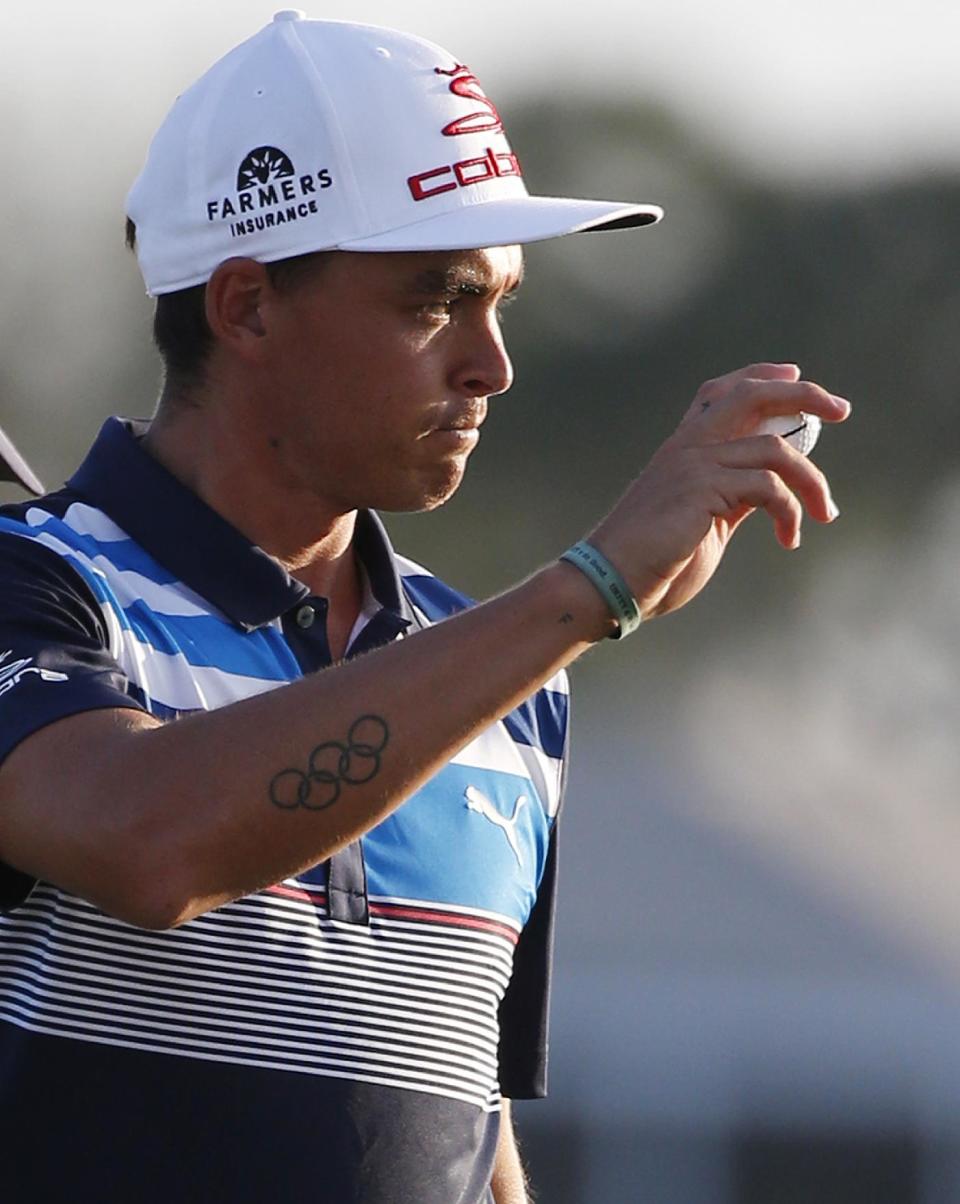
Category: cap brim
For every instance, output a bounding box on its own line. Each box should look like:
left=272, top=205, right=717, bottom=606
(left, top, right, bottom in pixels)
left=0, top=425, right=44, bottom=495
left=337, top=195, right=663, bottom=252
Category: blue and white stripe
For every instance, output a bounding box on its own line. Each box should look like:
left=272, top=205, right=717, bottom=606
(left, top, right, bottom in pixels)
left=0, top=500, right=568, bottom=1104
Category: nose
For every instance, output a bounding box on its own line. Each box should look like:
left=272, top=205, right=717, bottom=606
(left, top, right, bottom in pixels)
left=452, top=311, right=515, bottom=400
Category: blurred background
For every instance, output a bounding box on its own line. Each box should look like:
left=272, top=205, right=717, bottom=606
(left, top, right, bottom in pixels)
left=3, top=2, right=959, bottom=1199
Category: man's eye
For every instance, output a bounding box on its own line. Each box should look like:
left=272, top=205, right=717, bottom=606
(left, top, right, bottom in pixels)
left=420, top=301, right=453, bottom=322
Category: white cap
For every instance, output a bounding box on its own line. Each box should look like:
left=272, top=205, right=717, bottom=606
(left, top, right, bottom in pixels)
left=127, top=11, right=664, bottom=296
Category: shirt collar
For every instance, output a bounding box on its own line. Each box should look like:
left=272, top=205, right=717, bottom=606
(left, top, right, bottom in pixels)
left=68, top=417, right=410, bottom=632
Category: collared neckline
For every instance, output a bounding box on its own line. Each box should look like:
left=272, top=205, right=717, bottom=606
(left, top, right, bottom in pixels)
left=68, top=417, right=410, bottom=632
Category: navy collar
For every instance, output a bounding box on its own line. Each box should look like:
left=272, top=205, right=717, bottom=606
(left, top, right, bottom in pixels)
left=68, top=418, right=411, bottom=633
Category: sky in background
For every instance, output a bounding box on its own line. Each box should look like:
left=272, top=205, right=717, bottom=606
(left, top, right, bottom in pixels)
left=3, top=0, right=959, bottom=188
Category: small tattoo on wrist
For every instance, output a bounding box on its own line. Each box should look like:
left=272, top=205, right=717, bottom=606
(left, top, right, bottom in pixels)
left=269, top=714, right=389, bottom=811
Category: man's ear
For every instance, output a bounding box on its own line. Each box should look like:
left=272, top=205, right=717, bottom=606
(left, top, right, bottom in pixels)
left=204, top=258, right=269, bottom=360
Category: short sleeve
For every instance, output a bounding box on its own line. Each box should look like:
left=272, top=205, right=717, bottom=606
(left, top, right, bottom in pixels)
left=496, top=827, right=558, bottom=1099
left=0, top=532, right=146, bottom=908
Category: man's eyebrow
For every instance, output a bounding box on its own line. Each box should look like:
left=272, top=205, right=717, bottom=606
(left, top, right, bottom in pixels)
left=408, top=263, right=525, bottom=299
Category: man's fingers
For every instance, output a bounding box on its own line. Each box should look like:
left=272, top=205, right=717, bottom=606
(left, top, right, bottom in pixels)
left=713, top=466, right=803, bottom=549
left=713, top=434, right=839, bottom=524
left=698, top=362, right=801, bottom=397
left=591, top=362, right=849, bottom=619
left=681, top=363, right=799, bottom=423
left=706, top=378, right=850, bottom=437
left=681, top=374, right=851, bottom=442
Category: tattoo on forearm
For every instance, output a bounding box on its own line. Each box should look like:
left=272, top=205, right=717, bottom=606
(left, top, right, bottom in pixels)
left=269, top=715, right=389, bottom=810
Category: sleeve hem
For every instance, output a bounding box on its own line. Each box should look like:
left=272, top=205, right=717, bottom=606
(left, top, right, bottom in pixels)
left=0, top=692, right=149, bottom=771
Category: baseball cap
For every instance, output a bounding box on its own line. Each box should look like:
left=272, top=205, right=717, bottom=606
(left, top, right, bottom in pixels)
left=127, top=10, right=664, bottom=296
left=0, top=424, right=43, bottom=496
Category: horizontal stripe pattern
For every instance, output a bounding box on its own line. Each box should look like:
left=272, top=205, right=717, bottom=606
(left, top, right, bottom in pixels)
left=273, top=882, right=523, bottom=944
left=0, top=883, right=515, bottom=1110
left=1, top=497, right=566, bottom=1114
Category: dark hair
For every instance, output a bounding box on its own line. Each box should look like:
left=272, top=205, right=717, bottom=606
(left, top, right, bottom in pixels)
left=125, top=218, right=333, bottom=398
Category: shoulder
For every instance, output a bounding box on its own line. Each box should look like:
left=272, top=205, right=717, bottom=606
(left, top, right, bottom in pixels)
left=0, top=496, right=115, bottom=649
left=0, top=490, right=101, bottom=590
left=0, top=490, right=123, bottom=612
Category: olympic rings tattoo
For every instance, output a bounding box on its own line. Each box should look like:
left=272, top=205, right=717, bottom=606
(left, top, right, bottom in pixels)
left=269, top=715, right=390, bottom=811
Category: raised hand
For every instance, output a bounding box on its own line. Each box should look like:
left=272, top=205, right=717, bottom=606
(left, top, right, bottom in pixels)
left=588, top=363, right=850, bottom=620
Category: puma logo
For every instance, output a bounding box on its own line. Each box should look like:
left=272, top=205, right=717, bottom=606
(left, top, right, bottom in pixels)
left=464, top=786, right=527, bottom=867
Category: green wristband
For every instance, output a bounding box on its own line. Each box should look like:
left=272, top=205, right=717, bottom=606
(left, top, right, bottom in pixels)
left=559, top=540, right=642, bottom=639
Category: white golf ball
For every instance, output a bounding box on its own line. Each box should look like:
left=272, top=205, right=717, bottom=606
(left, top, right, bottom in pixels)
left=752, top=411, right=822, bottom=456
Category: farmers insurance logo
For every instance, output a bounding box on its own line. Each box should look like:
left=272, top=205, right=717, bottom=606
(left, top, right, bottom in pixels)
left=407, top=65, right=522, bottom=202
left=206, top=146, right=333, bottom=240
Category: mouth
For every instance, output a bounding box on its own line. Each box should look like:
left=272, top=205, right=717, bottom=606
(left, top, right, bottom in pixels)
left=435, top=414, right=486, bottom=435
left=416, top=404, right=488, bottom=458
left=428, top=427, right=481, bottom=451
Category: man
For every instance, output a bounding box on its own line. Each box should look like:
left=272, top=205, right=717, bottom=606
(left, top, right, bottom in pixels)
left=0, top=13, right=848, bottom=1203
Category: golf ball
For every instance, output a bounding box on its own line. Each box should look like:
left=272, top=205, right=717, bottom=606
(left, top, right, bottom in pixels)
left=753, top=411, right=822, bottom=456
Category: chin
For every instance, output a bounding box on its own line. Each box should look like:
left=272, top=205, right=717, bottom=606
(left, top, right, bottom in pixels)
left=378, top=464, right=467, bottom=514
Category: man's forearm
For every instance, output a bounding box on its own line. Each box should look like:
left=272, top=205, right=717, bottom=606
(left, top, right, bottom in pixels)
left=1, top=367, right=849, bottom=928
left=0, top=562, right=608, bottom=927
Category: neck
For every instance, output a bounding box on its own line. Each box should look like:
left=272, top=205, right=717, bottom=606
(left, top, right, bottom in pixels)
left=142, top=398, right=362, bottom=609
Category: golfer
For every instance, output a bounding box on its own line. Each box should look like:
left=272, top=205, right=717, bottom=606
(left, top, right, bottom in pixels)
left=0, top=13, right=848, bottom=1203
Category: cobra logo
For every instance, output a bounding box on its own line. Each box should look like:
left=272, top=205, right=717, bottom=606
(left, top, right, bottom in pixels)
left=436, top=64, right=505, bottom=137
left=0, top=650, right=68, bottom=699
left=408, top=64, right=519, bottom=202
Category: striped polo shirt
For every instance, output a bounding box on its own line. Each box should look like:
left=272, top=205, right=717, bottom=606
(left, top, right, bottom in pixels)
left=0, top=418, right=568, bottom=1204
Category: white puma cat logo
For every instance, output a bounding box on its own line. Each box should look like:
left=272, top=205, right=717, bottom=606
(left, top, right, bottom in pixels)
left=464, top=786, right=527, bottom=867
